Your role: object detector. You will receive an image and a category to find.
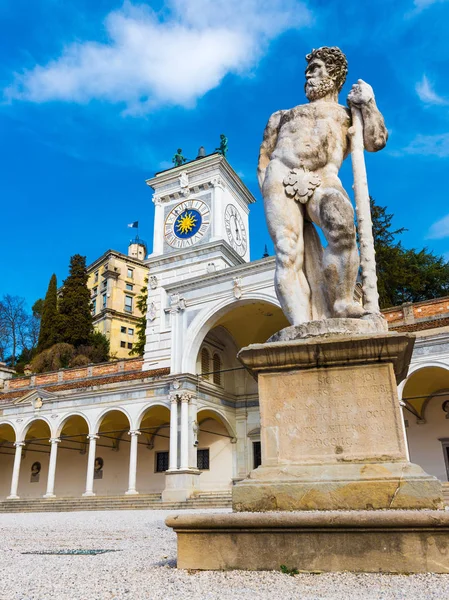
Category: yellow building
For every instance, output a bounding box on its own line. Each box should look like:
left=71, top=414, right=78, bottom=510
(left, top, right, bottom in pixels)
left=87, top=239, right=149, bottom=358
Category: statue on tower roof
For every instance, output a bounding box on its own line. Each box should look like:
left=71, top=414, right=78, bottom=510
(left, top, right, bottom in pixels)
left=172, top=148, right=187, bottom=167
left=216, top=134, right=228, bottom=157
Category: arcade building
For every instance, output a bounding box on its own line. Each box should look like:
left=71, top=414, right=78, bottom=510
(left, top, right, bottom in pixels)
left=0, top=154, right=448, bottom=507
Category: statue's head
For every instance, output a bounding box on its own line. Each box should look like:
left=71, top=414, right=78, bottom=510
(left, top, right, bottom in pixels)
left=177, top=148, right=182, bottom=153
left=305, top=46, right=347, bottom=101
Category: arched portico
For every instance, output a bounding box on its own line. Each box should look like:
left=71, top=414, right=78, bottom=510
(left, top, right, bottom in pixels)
left=401, top=364, right=449, bottom=482
left=196, top=408, right=237, bottom=491
left=136, top=404, right=171, bottom=494
left=0, top=422, right=17, bottom=499
left=181, top=295, right=287, bottom=374
left=54, top=415, right=90, bottom=497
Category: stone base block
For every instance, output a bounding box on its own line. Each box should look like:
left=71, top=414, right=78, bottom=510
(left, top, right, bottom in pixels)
left=233, top=462, right=443, bottom=511
left=166, top=510, right=449, bottom=573
left=161, top=469, right=200, bottom=502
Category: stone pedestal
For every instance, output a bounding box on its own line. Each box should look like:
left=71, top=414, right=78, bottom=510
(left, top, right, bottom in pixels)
left=233, top=332, right=443, bottom=511
left=166, top=329, right=449, bottom=572
left=162, top=469, right=200, bottom=502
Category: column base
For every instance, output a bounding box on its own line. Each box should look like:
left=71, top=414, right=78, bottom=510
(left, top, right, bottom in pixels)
left=82, top=491, right=96, bottom=497
left=43, top=493, right=56, bottom=499
left=162, top=469, right=200, bottom=502
left=125, top=490, right=139, bottom=496
left=6, top=495, right=19, bottom=500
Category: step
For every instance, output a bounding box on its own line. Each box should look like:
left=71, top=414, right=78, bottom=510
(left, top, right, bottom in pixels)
left=0, top=492, right=233, bottom=513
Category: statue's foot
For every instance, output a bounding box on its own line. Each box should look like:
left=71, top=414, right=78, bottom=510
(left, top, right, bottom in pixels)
left=333, top=300, right=366, bottom=318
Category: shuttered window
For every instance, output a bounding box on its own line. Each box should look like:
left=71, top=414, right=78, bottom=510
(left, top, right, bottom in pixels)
left=201, top=348, right=210, bottom=380
left=213, top=353, right=221, bottom=385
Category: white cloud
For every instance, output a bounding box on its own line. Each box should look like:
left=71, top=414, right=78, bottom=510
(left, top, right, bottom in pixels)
left=428, top=213, right=449, bottom=239
left=403, top=133, right=449, bottom=157
left=4, top=0, right=311, bottom=115
left=416, top=75, right=448, bottom=105
left=413, top=0, right=448, bottom=11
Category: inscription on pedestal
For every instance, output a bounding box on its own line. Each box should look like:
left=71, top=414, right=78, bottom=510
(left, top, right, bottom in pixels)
left=259, top=363, right=406, bottom=464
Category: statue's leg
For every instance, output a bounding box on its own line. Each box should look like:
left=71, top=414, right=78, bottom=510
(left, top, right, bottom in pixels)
left=308, top=185, right=364, bottom=318
left=263, top=162, right=311, bottom=325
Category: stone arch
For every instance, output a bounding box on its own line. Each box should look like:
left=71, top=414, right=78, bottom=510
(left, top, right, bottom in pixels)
left=197, top=407, right=237, bottom=441
left=21, top=416, right=54, bottom=440
left=93, top=406, right=133, bottom=434
left=135, top=402, right=170, bottom=430
left=0, top=419, right=17, bottom=440
left=0, top=422, right=17, bottom=499
left=55, top=411, right=93, bottom=437
left=181, top=294, right=285, bottom=374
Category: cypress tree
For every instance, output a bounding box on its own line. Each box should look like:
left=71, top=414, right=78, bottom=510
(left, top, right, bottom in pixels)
left=59, top=254, right=93, bottom=347
left=37, top=274, right=59, bottom=352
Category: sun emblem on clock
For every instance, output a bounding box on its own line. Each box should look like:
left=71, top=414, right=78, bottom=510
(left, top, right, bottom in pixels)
left=165, top=200, right=211, bottom=249
left=175, top=211, right=198, bottom=235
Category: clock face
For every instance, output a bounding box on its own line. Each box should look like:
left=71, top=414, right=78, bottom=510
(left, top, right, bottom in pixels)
left=224, top=204, right=247, bottom=256
left=164, top=199, right=211, bottom=249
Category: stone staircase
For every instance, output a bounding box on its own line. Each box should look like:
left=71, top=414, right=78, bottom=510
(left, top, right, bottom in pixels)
left=0, top=491, right=232, bottom=513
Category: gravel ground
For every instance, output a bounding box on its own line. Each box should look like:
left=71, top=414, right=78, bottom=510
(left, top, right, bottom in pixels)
left=0, top=509, right=448, bottom=600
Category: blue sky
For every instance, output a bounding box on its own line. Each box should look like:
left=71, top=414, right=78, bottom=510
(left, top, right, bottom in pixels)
left=2, top=0, right=449, bottom=309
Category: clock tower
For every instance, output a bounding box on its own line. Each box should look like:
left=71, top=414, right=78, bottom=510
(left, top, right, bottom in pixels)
left=146, top=152, right=254, bottom=265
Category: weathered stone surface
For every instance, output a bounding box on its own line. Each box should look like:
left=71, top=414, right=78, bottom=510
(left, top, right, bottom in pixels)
left=234, top=332, right=443, bottom=511
left=166, top=510, right=449, bottom=573
left=268, top=315, right=388, bottom=343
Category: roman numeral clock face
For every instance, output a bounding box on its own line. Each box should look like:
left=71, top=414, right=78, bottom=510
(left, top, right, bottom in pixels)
left=164, top=200, right=211, bottom=249
left=225, top=204, right=247, bottom=256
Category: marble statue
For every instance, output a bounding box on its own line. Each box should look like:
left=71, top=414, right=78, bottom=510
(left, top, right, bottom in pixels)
left=258, top=47, right=387, bottom=325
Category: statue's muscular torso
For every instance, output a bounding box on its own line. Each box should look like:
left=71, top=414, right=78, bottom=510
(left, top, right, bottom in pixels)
left=270, top=102, right=351, bottom=177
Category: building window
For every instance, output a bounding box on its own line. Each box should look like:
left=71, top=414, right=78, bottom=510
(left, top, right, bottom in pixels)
left=126, top=283, right=133, bottom=291
left=94, top=271, right=99, bottom=283
left=92, top=287, right=98, bottom=296
left=91, top=299, right=96, bottom=315
left=102, top=294, right=107, bottom=309
left=102, top=279, right=107, bottom=289
left=201, top=348, right=210, bottom=380
left=127, top=342, right=133, bottom=349
left=253, top=441, right=262, bottom=469
left=440, top=438, right=449, bottom=479
left=127, top=268, right=134, bottom=279
left=120, top=341, right=126, bottom=348
left=197, top=449, right=210, bottom=470
left=120, top=326, right=126, bottom=334
left=213, top=353, right=221, bottom=385
left=156, top=451, right=169, bottom=472
left=125, top=295, right=133, bottom=313
left=128, top=328, right=134, bottom=335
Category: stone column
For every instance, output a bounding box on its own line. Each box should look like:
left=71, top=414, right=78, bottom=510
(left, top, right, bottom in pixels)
left=83, top=434, right=99, bottom=497
left=189, top=394, right=198, bottom=470
left=44, top=438, right=60, bottom=498
left=7, top=441, right=25, bottom=500
left=180, top=393, right=190, bottom=470
left=125, top=430, right=141, bottom=495
left=168, top=394, right=179, bottom=471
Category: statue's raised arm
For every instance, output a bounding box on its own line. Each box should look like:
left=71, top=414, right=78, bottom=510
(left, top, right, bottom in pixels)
left=347, top=79, right=388, bottom=153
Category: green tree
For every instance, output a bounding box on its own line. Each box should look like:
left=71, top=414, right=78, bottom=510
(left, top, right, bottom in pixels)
left=370, top=198, right=449, bottom=308
left=37, top=274, right=59, bottom=352
left=59, top=255, right=93, bottom=347
left=130, top=277, right=148, bottom=357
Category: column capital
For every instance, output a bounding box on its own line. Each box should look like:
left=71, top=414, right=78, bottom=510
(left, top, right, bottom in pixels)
left=87, top=434, right=100, bottom=441
left=49, top=438, right=61, bottom=444
left=181, top=392, right=195, bottom=403
left=169, top=392, right=180, bottom=404
left=128, top=430, right=141, bottom=436
left=13, top=441, right=25, bottom=448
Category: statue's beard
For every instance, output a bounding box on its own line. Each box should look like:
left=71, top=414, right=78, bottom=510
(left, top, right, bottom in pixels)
left=305, top=77, right=336, bottom=101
